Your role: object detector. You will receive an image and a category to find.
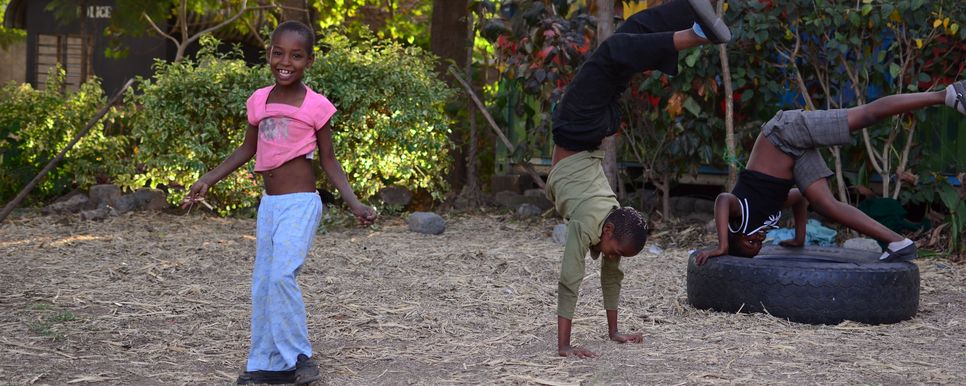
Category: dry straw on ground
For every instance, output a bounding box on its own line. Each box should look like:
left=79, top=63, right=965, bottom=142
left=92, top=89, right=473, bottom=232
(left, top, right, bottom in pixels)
left=1, top=212, right=964, bottom=385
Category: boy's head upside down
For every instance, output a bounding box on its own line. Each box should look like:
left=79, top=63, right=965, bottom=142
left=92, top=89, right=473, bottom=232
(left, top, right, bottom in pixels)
left=596, top=207, right=650, bottom=259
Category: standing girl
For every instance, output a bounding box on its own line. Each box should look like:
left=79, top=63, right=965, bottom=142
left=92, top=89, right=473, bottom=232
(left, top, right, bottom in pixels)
left=182, top=20, right=376, bottom=385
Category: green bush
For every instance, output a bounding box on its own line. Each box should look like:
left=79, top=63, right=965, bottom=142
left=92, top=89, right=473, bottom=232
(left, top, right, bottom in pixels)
left=0, top=68, right=129, bottom=204
left=307, top=32, right=453, bottom=200
left=122, top=39, right=267, bottom=213
left=124, top=34, right=453, bottom=213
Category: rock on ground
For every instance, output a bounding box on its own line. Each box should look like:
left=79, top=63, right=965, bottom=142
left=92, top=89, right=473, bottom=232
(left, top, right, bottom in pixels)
left=378, top=186, right=413, bottom=207
left=408, top=212, right=445, bottom=235
left=43, top=194, right=89, bottom=214
left=516, top=203, right=542, bottom=218
left=88, top=184, right=121, bottom=209
left=552, top=223, right=567, bottom=245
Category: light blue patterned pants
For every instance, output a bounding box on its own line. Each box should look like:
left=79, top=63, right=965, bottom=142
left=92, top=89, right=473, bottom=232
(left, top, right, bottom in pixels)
left=246, top=192, right=323, bottom=372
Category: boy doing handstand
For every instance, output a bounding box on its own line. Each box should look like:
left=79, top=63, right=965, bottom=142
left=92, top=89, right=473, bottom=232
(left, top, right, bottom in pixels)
left=695, top=81, right=966, bottom=266
left=547, top=0, right=731, bottom=358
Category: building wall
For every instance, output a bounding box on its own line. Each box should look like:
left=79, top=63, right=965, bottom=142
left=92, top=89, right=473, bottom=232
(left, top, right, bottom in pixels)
left=0, top=40, right=26, bottom=84
left=22, top=0, right=168, bottom=95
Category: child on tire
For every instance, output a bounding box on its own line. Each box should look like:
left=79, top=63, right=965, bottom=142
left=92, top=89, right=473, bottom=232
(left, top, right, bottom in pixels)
left=694, top=81, right=966, bottom=266
left=547, top=0, right=731, bottom=358
left=182, top=21, right=376, bottom=385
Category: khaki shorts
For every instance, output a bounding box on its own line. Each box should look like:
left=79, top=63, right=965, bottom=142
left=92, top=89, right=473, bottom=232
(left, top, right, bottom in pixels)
left=761, top=109, right=850, bottom=190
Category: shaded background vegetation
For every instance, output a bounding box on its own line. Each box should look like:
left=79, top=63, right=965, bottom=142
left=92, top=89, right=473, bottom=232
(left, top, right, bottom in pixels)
left=1, top=0, right=964, bottom=255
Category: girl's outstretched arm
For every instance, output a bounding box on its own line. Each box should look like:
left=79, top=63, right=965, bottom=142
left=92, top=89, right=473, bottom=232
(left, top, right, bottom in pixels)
left=182, top=124, right=258, bottom=207
left=316, top=123, right=376, bottom=225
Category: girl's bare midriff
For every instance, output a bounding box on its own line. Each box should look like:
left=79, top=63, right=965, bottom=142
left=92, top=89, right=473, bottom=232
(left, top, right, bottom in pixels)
left=260, top=156, right=317, bottom=195
left=745, top=133, right=795, bottom=180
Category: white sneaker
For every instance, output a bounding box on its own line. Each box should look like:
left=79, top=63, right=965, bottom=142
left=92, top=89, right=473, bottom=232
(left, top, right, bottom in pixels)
left=946, top=80, right=966, bottom=115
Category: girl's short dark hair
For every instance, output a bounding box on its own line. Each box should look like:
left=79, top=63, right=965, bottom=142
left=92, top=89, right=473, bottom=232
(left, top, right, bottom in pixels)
left=605, top=207, right=649, bottom=250
left=271, top=20, right=316, bottom=52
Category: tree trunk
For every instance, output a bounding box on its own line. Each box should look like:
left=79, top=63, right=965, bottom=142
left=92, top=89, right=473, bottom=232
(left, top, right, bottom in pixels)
left=429, top=0, right=470, bottom=195
left=278, top=0, right=310, bottom=24
left=717, top=2, right=736, bottom=191
left=458, top=0, right=483, bottom=206
left=596, top=0, right=618, bottom=194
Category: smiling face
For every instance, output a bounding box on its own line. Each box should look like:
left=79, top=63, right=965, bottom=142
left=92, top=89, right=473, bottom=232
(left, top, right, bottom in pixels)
left=731, top=231, right=765, bottom=257
left=268, top=30, right=313, bottom=87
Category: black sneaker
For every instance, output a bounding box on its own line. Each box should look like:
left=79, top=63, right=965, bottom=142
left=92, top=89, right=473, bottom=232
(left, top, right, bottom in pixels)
left=879, top=242, right=918, bottom=262
left=947, top=80, right=966, bottom=115
left=687, top=0, right=732, bottom=44
left=294, top=354, right=322, bottom=385
left=237, top=370, right=297, bottom=385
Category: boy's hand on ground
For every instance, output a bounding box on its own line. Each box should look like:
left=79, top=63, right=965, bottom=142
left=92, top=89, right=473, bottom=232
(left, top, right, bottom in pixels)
left=694, top=248, right=725, bottom=266
left=350, top=203, right=377, bottom=226
left=558, top=346, right=597, bottom=358
left=779, top=239, right=805, bottom=248
left=610, top=332, right=644, bottom=344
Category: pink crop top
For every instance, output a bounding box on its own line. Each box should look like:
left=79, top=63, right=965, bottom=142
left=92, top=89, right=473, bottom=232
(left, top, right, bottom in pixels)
left=246, top=84, right=337, bottom=172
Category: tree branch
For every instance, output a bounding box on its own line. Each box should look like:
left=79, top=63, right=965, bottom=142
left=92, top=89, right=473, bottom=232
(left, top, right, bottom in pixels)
left=142, top=12, right=181, bottom=47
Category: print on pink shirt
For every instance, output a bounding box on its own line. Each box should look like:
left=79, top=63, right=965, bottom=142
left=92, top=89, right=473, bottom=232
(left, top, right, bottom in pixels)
left=259, top=117, right=291, bottom=142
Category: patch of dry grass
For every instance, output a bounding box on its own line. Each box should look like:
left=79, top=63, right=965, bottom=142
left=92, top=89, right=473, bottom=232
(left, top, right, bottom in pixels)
left=1, top=212, right=964, bottom=385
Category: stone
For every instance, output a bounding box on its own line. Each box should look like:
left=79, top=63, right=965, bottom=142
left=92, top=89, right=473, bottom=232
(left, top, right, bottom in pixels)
left=88, top=184, right=121, bottom=209
left=112, top=194, right=139, bottom=214
left=79, top=207, right=111, bottom=221
left=552, top=223, right=567, bottom=245
left=672, top=196, right=696, bottom=216
left=704, top=218, right=716, bottom=235
left=494, top=191, right=523, bottom=208
left=516, top=203, right=542, bottom=218
left=377, top=185, right=413, bottom=207
left=491, top=174, right=525, bottom=194
left=693, top=198, right=715, bottom=214
left=43, top=194, right=89, bottom=214
left=843, top=237, right=882, bottom=253
left=523, top=188, right=546, bottom=198
left=685, top=212, right=713, bottom=224
left=408, top=212, right=445, bottom=235
left=494, top=190, right=553, bottom=211
left=133, top=188, right=168, bottom=211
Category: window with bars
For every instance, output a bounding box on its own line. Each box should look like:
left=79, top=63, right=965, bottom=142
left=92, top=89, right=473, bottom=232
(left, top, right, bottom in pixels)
left=35, top=34, right=89, bottom=92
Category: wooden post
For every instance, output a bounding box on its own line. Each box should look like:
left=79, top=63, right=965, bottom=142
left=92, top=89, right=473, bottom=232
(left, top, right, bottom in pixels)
left=596, top=0, right=619, bottom=194
left=448, top=66, right=546, bottom=189
left=0, top=78, right=134, bottom=225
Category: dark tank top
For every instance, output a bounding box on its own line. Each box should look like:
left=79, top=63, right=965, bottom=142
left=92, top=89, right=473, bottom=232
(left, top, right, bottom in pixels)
left=729, top=170, right=794, bottom=235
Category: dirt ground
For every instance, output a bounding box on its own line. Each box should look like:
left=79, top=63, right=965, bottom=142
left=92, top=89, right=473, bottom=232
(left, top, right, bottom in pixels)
left=1, top=211, right=965, bottom=385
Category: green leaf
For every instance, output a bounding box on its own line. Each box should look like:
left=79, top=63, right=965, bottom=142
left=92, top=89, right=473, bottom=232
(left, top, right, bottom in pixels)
left=683, top=96, right=701, bottom=117
left=861, top=4, right=873, bottom=16
left=684, top=49, right=701, bottom=68
left=889, top=63, right=902, bottom=78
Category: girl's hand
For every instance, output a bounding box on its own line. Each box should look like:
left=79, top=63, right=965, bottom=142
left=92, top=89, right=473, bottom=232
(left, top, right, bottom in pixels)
left=349, top=203, right=377, bottom=226
left=181, top=180, right=211, bottom=209
left=694, top=247, right=726, bottom=266
left=779, top=239, right=805, bottom=248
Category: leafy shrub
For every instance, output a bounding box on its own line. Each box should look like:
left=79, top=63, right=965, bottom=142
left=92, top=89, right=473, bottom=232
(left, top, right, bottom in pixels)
left=124, top=33, right=453, bottom=213
left=0, top=68, right=129, bottom=204
left=122, top=39, right=267, bottom=213
left=307, top=32, right=453, bottom=200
